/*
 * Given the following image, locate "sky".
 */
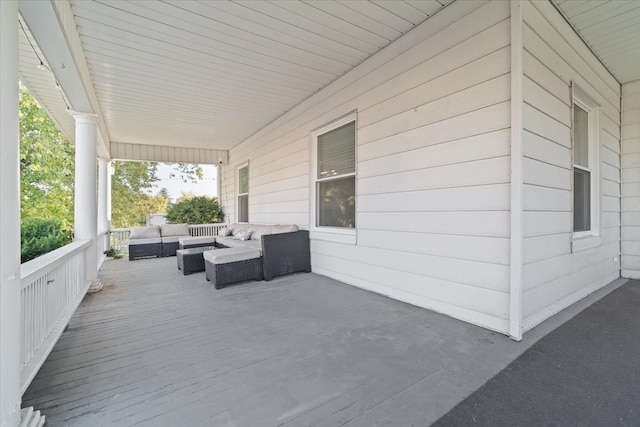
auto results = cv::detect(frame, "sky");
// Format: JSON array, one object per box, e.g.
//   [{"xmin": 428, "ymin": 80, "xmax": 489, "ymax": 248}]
[{"xmin": 153, "ymin": 163, "xmax": 218, "ymax": 202}]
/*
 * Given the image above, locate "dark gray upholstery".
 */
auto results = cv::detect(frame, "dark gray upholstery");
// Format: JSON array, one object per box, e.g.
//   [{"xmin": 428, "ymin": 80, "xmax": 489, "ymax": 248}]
[
  {"xmin": 260, "ymin": 230, "xmax": 311, "ymax": 281},
  {"xmin": 204, "ymin": 257, "xmax": 263, "ymax": 289}
]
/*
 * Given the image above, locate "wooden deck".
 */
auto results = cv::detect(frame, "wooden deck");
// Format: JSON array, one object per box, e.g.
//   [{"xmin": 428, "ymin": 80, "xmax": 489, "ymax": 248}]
[{"xmin": 22, "ymin": 257, "xmax": 579, "ymax": 426}]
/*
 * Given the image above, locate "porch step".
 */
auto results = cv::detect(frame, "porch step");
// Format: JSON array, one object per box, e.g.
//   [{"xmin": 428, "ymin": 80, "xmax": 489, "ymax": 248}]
[{"xmin": 19, "ymin": 407, "xmax": 45, "ymax": 427}]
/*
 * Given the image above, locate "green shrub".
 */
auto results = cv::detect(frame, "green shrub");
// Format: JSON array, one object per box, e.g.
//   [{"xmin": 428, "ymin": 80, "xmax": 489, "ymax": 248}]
[
  {"xmin": 166, "ymin": 196, "xmax": 223, "ymax": 224},
  {"xmin": 21, "ymin": 218, "xmax": 72, "ymax": 263}
]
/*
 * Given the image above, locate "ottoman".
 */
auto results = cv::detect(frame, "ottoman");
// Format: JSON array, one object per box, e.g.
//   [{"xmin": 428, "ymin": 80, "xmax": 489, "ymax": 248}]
[
  {"xmin": 203, "ymin": 247, "xmax": 262, "ymax": 289},
  {"xmin": 176, "ymin": 246, "xmax": 216, "ymax": 275}
]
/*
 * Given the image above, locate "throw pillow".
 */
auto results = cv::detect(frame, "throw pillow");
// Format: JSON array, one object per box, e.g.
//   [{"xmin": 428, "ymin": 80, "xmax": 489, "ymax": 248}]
[
  {"xmin": 218, "ymin": 227, "xmax": 232, "ymax": 236},
  {"xmin": 233, "ymin": 229, "xmax": 253, "ymax": 241}
]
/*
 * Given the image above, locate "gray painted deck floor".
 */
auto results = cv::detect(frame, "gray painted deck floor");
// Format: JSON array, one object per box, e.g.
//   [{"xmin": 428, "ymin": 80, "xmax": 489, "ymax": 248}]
[{"xmin": 23, "ymin": 257, "xmax": 625, "ymax": 426}]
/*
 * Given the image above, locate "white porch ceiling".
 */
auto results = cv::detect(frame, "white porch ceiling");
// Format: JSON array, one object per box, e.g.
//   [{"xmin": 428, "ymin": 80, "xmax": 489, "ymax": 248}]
[
  {"xmin": 18, "ymin": 0, "xmax": 640, "ymax": 159},
  {"xmin": 553, "ymin": 0, "xmax": 640, "ymax": 84},
  {"xmin": 70, "ymin": 0, "xmax": 451, "ymax": 152}
]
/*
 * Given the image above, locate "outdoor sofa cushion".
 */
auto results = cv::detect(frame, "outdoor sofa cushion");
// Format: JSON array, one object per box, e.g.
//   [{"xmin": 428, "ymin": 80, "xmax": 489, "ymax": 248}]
[
  {"xmin": 129, "ymin": 225, "xmax": 161, "ymax": 239},
  {"xmin": 270, "ymin": 224, "xmax": 298, "ymax": 234},
  {"xmin": 203, "ymin": 247, "xmax": 261, "ymax": 265},
  {"xmin": 250, "ymin": 225, "xmax": 272, "ymax": 241},
  {"xmin": 216, "ymin": 237, "xmax": 261, "ymax": 251},
  {"xmin": 160, "ymin": 223, "xmax": 189, "ymax": 237}
]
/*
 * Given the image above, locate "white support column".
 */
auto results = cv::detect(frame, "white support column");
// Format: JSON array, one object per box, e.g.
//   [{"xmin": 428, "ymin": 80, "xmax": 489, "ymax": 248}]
[
  {"xmin": 73, "ymin": 114, "xmax": 100, "ymax": 288},
  {"xmin": 107, "ymin": 162, "xmax": 113, "ymax": 226},
  {"xmin": 0, "ymin": 3, "xmax": 22, "ymax": 426},
  {"xmin": 97, "ymin": 158, "xmax": 111, "ymax": 233}
]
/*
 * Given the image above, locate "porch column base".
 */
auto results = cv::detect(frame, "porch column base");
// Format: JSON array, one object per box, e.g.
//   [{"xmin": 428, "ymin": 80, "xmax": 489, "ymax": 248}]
[
  {"xmin": 19, "ymin": 407, "xmax": 45, "ymax": 427},
  {"xmin": 87, "ymin": 279, "xmax": 103, "ymax": 293}
]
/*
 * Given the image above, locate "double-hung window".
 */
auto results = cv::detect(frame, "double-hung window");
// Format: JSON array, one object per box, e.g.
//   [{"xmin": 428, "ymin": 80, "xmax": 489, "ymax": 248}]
[
  {"xmin": 572, "ymin": 85, "xmax": 600, "ymax": 249},
  {"xmin": 237, "ymin": 163, "xmax": 249, "ymax": 223},
  {"xmin": 313, "ymin": 116, "xmax": 356, "ymax": 231}
]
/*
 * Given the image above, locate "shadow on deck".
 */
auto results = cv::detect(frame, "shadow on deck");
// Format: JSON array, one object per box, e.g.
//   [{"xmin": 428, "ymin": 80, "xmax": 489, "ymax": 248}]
[{"xmin": 22, "ymin": 257, "xmax": 625, "ymax": 426}]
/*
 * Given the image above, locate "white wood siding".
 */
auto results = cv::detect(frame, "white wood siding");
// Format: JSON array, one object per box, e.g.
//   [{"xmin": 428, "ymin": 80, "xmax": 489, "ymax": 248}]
[
  {"xmin": 222, "ymin": 0, "xmax": 513, "ymax": 333},
  {"xmin": 521, "ymin": 1, "xmax": 621, "ymax": 331},
  {"xmin": 622, "ymin": 80, "xmax": 640, "ymax": 279}
]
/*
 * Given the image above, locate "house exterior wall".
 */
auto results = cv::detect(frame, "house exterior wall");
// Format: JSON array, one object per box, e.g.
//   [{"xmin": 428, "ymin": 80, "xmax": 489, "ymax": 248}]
[
  {"xmin": 222, "ymin": 0, "xmax": 513, "ymax": 333},
  {"xmin": 520, "ymin": 1, "xmax": 621, "ymax": 331},
  {"xmin": 622, "ymin": 80, "xmax": 640, "ymax": 279}
]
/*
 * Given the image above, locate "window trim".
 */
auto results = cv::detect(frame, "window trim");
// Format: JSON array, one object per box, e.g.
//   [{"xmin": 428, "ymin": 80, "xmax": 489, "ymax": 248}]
[
  {"xmin": 571, "ymin": 84, "xmax": 601, "ymax": 248},
  {"xmin": 310, "ymin": 112, "xmax": 357, "ymax": 242},
  {"xmin": 236, "ymin": 162, "xmax": 249, "ymax": 223}
]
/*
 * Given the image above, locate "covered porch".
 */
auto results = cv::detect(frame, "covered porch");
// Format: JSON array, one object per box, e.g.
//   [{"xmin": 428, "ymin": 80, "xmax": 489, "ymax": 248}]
[{"xmin": 2, "ymin": 0, "xmax": 640, "ymax": 425}]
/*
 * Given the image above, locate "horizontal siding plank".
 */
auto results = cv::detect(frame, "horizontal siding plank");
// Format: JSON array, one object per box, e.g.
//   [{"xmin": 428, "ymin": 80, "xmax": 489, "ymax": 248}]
[
  {"xmin": 523, "ymin": 233, "xmax": 571, "ymax": 265},
  {"xmin": 359, "ymin": 102, "xmax": 510, "ymax": 161},
  {"xmin": 523, "ymin": 76, "xmax": 570, "ymax": 127},
  {"xmin": 311, "ymin": 252, "xmax": 509, "ymax": 320},
  {"xmin": 523, "ymin": 103, "xmax": 570, "ymax": 148},
  {"xmin": 358, "ymin": 184, "xmax": 510, "ymax": 213},
  {"xmin": 523, "ymin": 157, "xmax": 571, "ymax": 190},
  {"xmin": 358, "ymin": 230, "xmax": 510, "ymax": 265},
  {"xmin": 523, "ymin": 211, "xmax": 571, "ymax": 238},
  {"xmin": 311, "ymin": 239, "xmax": 510, "ymax": 292},
  {"xmin": 358, "ymin": 211, "xmax": 510, "ymax": 238},
  {"xmin": 358, "ymin": 156, "xmax": 510, "ymax": 195},
  {"xmin": 359, "ymin": 129, "xmax": 510, "ymax": 178},
  {"xmin": 359, "ymin": 74, "xmax": 510, "ymax": 147},
  {"xmin": 523, "ymin": 184, "xmax": 571, "ymax": 212},
  {"xmin": 522, "ymin": 130, "xmax": 571, "ymax": 169},
  {"xmin": 523, "ymin": 50, "xmax": 569, "ymax": 107}
]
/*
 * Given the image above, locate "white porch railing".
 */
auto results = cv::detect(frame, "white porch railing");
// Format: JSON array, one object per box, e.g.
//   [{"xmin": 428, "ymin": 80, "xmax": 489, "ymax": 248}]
[
  {"xmin": 109, "ymin": 223, "xmax": 226, "ymax": 253},
  {"xmin": 188, "ymin": 223, "xmax": 225, "ymax": 237},
  {"xmin": 20, "ymin": 239, "xmax": 92, "ymax": 394},
  {"xmin": 110, "ymin": 227, "xmax": 130, "ymax": 253}
]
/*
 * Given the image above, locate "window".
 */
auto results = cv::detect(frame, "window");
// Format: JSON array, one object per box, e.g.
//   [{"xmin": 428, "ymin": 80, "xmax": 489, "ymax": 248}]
[
  {"xmin": 572, "ymin": 86, "xmax": 600, "ymax": 244},
  {"xmin": 573, "ymin": 104, "xmax": 590, "ymax": 232},
  {"xmin": 314, "ymin": 118, "xmax": 356, "ymax": 229},
  {"xmin": 237, "ymin": 164, "xmax": 248, "ymax": 223}
]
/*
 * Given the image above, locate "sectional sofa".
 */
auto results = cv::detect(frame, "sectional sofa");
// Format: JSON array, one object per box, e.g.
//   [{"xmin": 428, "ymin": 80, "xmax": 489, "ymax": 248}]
[{"xmin": 212, "ymin": 223, "xmax": 311, "ymax": 281}]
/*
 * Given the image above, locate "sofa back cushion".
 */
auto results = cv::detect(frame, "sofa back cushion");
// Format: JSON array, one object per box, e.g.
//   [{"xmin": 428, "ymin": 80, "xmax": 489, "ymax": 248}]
[
  {"xmin": 271, "ymin": 224, "xmax": 299, "ymax": 234},
  {"xmin": 250, "ymin": 225, "xmax": 273, "ymax": 241},
  {"xmin": 129, "ymin": 226, "xmax": 161, "ymax": 239},
  {"xmin": 161, "ymin": 223, "xmax": 189, "ymax": 237}
]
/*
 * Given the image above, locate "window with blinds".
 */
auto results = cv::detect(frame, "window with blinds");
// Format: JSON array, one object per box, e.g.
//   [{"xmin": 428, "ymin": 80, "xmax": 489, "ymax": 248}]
[
  {"xmin": 315, "ymin": 121, "xmax": 356, "ymax": 228},
  {"xmin": 238, "ymin": 164, "xmax": 248, "ymax": 223},
  {"xmin": 573, "ymin": 104, "xmax": 590, "ymax": 232}
]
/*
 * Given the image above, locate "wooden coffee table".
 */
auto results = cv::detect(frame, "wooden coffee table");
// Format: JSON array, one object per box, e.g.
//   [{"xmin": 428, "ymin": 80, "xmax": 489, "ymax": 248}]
[{"xmin": 176, "ymin": 246, "xmax": 216, "ymax": 275}]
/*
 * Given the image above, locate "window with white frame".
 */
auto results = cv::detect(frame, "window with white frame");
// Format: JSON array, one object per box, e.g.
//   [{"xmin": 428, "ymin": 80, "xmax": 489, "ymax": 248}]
[
  {"xmin": 237, "ymin": 164, "xmax": 249, "ymax": 223},
  {"xmin": 314, "ymin": 118, "xmax": 356, "ymax": 229},
  {"xmin": 572, "ymin": 87, "xmax": 600, "ymax": 240}
]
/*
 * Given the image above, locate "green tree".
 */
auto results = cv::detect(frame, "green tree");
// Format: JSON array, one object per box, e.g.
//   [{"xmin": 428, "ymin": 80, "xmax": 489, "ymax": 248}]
[
  {"xmin": 166, "ymin": 196, "xmax": 223, "ymax": 224},
  {"xmin": 19, "ymin": 82, "xmax": 75, "ymax": 230},
  {"xmin": 111, "ymin": 162, "xmax": 202, "ymax": 227},
  {"xmin": 158, "ymin": 187, "xmax": 171, "ymax": 202},
  {"xmin": 21, "ymin": 218, "xmax": 72, "ymax": 263},
  {"xmin": 111, "ymin": 161, "xmax": 162, "ymax": 227}
]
